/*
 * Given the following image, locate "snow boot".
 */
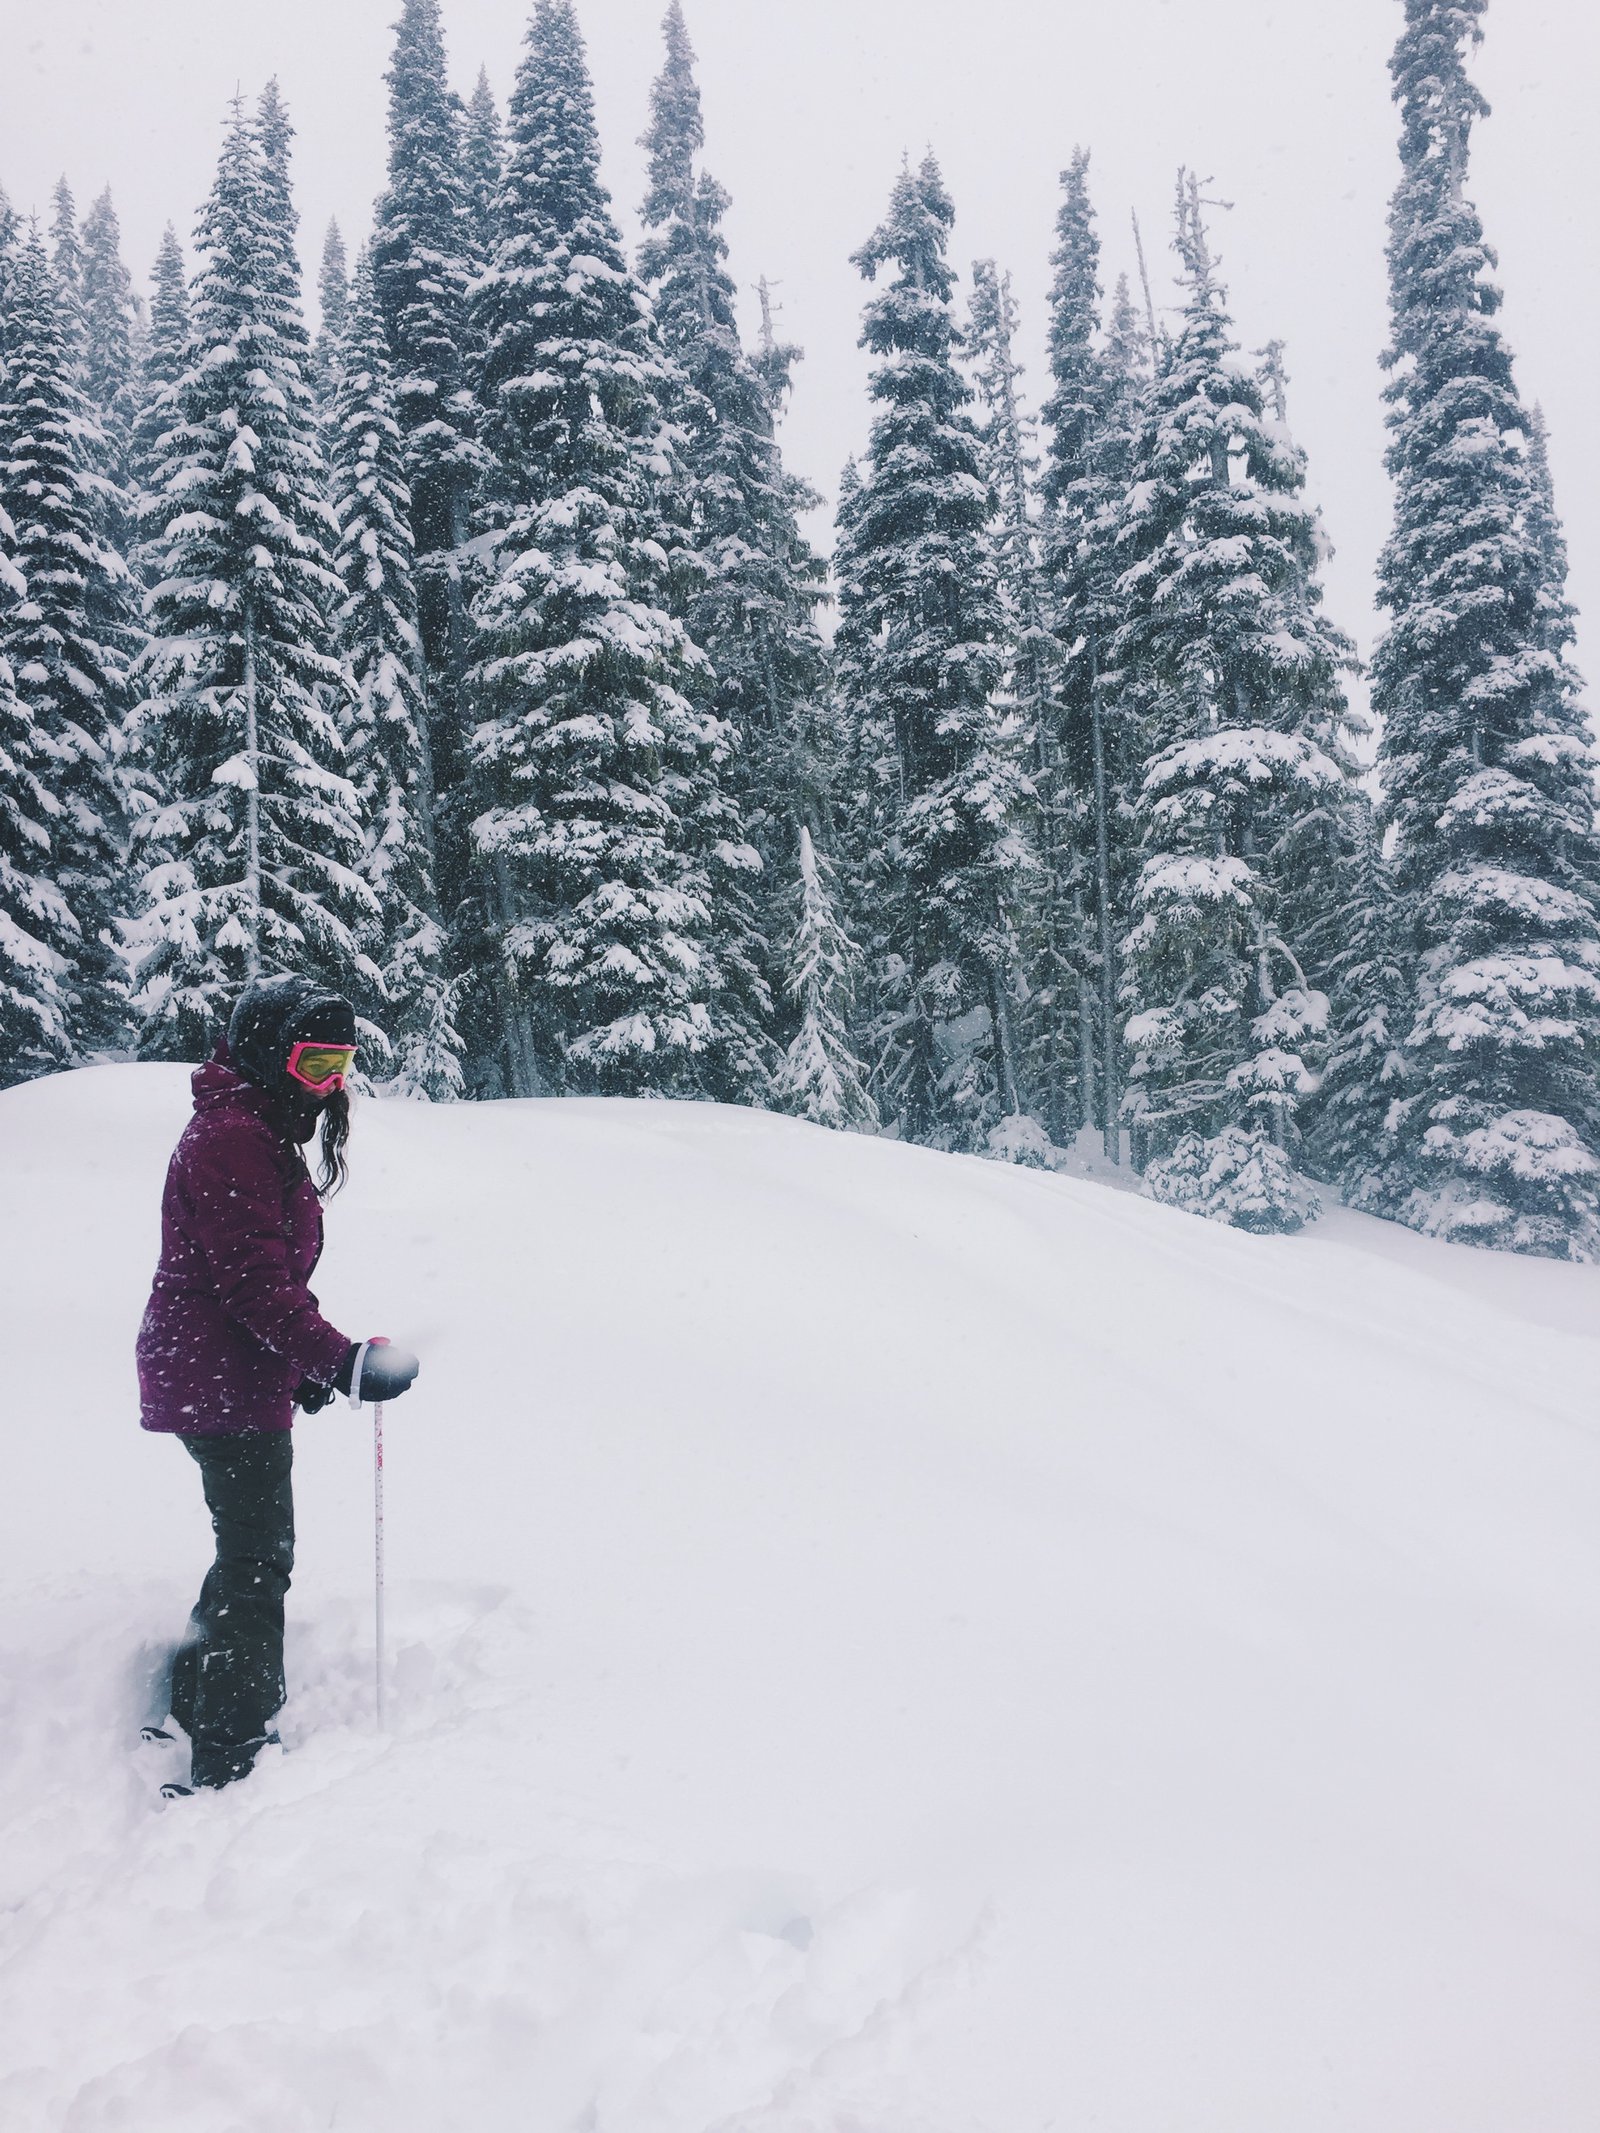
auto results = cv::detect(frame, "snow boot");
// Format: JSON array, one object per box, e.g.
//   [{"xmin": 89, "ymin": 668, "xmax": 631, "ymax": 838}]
[{"xmin": 136, "ymin": 1717, "xmax": 193, "ymax": 1804}]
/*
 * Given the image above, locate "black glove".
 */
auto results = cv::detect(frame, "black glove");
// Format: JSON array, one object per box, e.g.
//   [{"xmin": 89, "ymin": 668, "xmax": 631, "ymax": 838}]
[
  {"xmin": 294, "ymin": 1378, "xmax": 336, "ymax": 1414},
  {"xmin": 334, "ymin": 1340, "xmax": 420, "ymax": 1403}
]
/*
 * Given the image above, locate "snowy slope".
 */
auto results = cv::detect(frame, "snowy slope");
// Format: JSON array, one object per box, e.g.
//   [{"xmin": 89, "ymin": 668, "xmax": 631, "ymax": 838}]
[{"xmin": 2, "ymin": 1063, "xmax": 1598, "ymax": 2133}]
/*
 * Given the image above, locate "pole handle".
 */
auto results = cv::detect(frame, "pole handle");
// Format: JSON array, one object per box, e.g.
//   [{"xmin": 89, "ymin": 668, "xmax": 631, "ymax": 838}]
[{"xmin": 348, "ymin": 1332, "xmax": 393, "ymax": 1410}]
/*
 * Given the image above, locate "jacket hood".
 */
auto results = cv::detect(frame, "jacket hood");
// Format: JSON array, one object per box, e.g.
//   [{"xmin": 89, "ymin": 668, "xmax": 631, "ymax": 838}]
[
  {"xmin": 227, "ymin": 976, "xmax": 357, "ymax": 1094},
  {"xmin": 192, "ymin": 1047, "xmax": 267, "ymax": 1112},
  {"xmin": 191, "ymin": 1046, "xmax": 315, "ymax": 1143}
]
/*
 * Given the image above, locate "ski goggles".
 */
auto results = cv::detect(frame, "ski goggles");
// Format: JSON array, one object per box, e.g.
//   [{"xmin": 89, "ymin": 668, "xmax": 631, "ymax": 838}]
[{"xmin": 286, "ymin": 1041, "xmax": 358, "ymax": 1094}]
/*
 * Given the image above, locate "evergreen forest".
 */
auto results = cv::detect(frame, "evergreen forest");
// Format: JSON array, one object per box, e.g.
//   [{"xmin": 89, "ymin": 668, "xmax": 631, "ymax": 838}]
[{"xmin": 2, "ymin": 0, "xmax": 1597, "ymax": 1259}]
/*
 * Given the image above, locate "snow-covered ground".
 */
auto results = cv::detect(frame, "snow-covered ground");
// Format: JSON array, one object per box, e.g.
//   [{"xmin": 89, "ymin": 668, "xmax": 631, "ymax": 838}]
[{"xmin": 3, "ymin": 1063, "xmax": 1598, "ymax": 2133}]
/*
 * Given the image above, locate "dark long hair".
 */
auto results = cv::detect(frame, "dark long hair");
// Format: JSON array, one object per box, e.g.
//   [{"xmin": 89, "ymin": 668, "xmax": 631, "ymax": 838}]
[{"xmin": 314, "ymin": 1089, "xmax": 351, "ymax": 1198}]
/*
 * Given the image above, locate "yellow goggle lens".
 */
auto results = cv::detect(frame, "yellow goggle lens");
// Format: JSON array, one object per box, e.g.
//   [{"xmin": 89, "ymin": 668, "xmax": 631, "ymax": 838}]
[{"xmin": 290, "ymin": 1044, "xmax": 357, "ymax": 1086}]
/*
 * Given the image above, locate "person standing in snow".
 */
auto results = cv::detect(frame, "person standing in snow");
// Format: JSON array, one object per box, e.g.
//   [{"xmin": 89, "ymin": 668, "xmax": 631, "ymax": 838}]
[{"xmin": 137, "ymin": 975, "xmax": 420, "ymax": 1793}]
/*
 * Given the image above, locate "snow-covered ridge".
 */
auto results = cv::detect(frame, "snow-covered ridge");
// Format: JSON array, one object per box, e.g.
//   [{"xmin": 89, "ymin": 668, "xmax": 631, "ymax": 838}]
[{"xmin": 3, "ymin": 1065, "xmax": 1597, "ymax": 2131}]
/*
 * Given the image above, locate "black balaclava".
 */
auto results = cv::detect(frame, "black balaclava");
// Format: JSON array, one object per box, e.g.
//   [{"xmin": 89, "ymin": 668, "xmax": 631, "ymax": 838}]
[{"xmin": 226, "ymin": 976, "xmax": 357, "ymax": 1097}]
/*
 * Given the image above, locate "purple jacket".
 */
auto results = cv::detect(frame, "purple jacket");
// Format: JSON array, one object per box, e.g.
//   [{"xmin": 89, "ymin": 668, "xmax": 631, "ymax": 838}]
[{"xmin": 137, "ymin": 1051, "xmax": 352, "ymax": 1434}]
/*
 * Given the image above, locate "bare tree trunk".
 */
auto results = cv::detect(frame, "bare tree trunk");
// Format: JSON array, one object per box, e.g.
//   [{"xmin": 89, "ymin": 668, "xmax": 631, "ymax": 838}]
[
  {"xmin": 1252, "ymin": 905, "xmax": 1287, "ymax": 1152},
  {"xmin": 1256, "ymin": 338, "xmax": 1289, "ymax": 425},
  {"xmin": 396, "ymin": 596, "xmax": 440, "ymax": 884},
  {"xmin": 445, "ymin": 498, "xmax": 471, "ymax": 746},
  {"xmin": 491, "ymin": 853, "xmax": 540, "ymax": 1101},
  {"xmin": 242, "ymin": 596, "xmax": 261, "ymax": 981},
  {"xmin": 991, "ymin": 961, "xmax": 1021, "ymax": 1116},
  {"xmin": 1075, "ymin": 920, "xmax": 1097, "ymax": 1137},
  {"xmin": 1132, "ymin": 211, "xmax": 1162, "ymax": 363},
  {"xmin": 1089, "ymin": 649, "xmax": 1119, "ymax": 1163}
]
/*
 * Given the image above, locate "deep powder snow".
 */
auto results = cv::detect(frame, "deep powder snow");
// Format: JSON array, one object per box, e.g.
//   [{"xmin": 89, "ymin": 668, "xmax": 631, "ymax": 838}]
[{"xmin": 2, "ymin": 1064, "xmax": 1597, "ymax": 2131}]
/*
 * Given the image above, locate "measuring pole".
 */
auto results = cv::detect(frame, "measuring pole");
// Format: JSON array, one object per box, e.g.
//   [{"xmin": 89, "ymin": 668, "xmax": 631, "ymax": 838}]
[
  {"xmin": 349, "ymin": 1337, "xmax": 391, "ymax": 1730},
  {"xmin": 373, "ymin": 1396, "xmax": 387, "ymax": 1729}
]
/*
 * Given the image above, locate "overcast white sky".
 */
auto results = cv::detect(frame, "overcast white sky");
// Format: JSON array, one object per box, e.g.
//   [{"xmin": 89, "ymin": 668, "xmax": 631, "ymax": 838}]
[{"xmin": 2, "ymin": 0, "xmax": 1596, "ymax": 716}]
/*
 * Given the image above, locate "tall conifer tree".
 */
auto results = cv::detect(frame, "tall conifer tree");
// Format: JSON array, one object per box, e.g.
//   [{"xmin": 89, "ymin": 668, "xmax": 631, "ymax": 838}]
[
  {"xmin": 1367, "ymin": 0, "xmax": 1600, "ymax": 1256},
  {"xmin": 834, "ymin": 157, "xmax": 1029, "ymax": 1147},
  {"xmin": 1036, "ymin": 151, "xmax": 1150, "ymax": 1160},
  {"xmin": 330, "ymin": 248, "xmax": 461, "ymax": 1096},
  {"xmin": 0, "ymin": 491, "xmax": 79, "ymax": 1084},
  {"xmin": 467, "ymin": 0, "xmax": 738, "ymax": 1097},
  {"xmin": 79, "ymin": 189, "xmax": 137, "ymax": 478},
  {"xmin": 463, "ymin": 66, "xmax": 505, "ymax": 264},
  {"xmin": 128, "ymin": 98, "xmax": 376, "ymax": 1057},
  {"xmin": 1304, "ymin": 795, "xmax": 1413, "ymax": 1196},
  {"xmin": 1522, "ymin": 403, "xmax": 1570, "ymax": 653},
  {"xmin": 967, "ymin": 258, "xmax": 1046, "ymax": 726},
  {"xmin": 968, "ymin": 252, "xmax": 1087, "ymax": 1145},
  {"xmin": 1112, "ymin": 180, "xmax": 1356, "ymax": 1185},
  {"xmin": 313, "ymin": 219, "xmax": 350, "ymax": 405},
  {"xmin": 0, "ymin": 186, "xmax": 18, "ymax": 331},
  {"xmin": 637, "ymin": 0, "xmax": 832, "ymax": 1099},
  {"xmin": 129, "ymin": 227, "xmax": 189, "ymax": 502},
  {"xmin": 255, "ymin": 81, "xmax": 315, "ymax": 371},
  {"xmin": 74, "ymin": 188, "xmax": 143, "ymax": 663},
  {"xmin": 373, "ymin": 0, "xmax": 481, "ymax": 849},
  {"xmin": 0, "ymin": 228, "xmax": 132, "ymax": 1057},
  {"xmin": 255, "ymin": 82, "xmax": 295, "ymax": 213},
  {"xmin": 49, "ymin": 179, "xmax": 85, "ymax": 364},
  {"xmin": 1040, "ymin": 150, "xmax": 1103, "ymax": 525}
]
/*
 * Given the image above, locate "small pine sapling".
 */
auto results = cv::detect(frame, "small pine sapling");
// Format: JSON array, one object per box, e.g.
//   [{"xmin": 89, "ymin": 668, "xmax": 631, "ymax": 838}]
[{"xmin": 773, "ymin": 827, "xmax": 878, "ymax": 1132}]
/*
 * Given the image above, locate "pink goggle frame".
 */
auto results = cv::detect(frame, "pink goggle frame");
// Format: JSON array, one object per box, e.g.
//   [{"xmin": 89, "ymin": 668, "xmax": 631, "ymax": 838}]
[{"xmin": 286, "ymin": 1040, "xmax": 358, "ymax": 1095}]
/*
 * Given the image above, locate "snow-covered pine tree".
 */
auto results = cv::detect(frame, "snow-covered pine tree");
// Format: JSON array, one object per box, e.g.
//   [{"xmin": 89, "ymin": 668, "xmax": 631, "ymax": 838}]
[
  {"xmin": 965, "ymin": 257, "xmax": 1061, "ymax": 1136},
  {"xmin": 73, "ymin": 187, "xmax": 144, "ymax": 681},
  {"xmin": 0, "ymin": 227, "xmax": 133, "ymax": 1059},
  {"xmin": 637, "ymin": 0, "xmax": 834, "ymax": 1102},
  {"xmin": 1033, "ymin": 157, "xmax": 1105, "ymax": 1148},
  {"xmin": 49, "ymin": 179, "xmax": 85, "ymax": 365},
  {"xmin": 0, "ymin": 185, "xmax": 17, "ymax": 324},
  {"xmin": 313, "ymin": 219, "xmax": 349, "ymax": 406},
  {"xmin": 254, "ymin": 85, "xmax": 365, "ymax": 777},
  {"xmin": 0, "ymin": 498, "xmax": 79, "ymax": 1085},
  {"xmin": 1083, "ymin": 273, "xmax": 1156, "ymax": 1149},
  {"xmin": 829, "ymin": 444, "xmax": 883, "ymax": 956},
  {"xmin": 1143, "ymin": 1122, "xmax": 1322, "ymax": 1233},
  {"xmin": 1103, "ymin": 271, "xmax": 1151, "ymax": 401},
  {"xmin": 967, "ymin": 259, "xmax": 1046, "ymax": 733},
  {"xmin": 463, "ymin": 66, "xmax": 505, "ymax": 265},
  {"xmin": 1523, "ymin": 403, "xmax": 1570, "ymax": 655},
  {"xmin": 1251, "ymin": 332, "xmax": 1373, "ymax": 932},
  {"xmin": 44, "ymin": 179, "xmax": 132, "ymax": 577},
  {"xmin": 255, "ymin": 82, "xmax": 293, "ymax": 200},
  {"xmin": 1112, "ymin": 178, "xmax": 1356, "ymax": 1213},
  {"xmin": 1034, "ymin": 151, "xmax": 1150, "ymax": 1163},
  {"xmin": 79, "ymin": 189, "xmax": 138, "ymax": 486},
  {"xmin": 773, "ymin": 825, "xmax": 878, "ymax": 1131},
  {"xmin": 330, "ymin": 246, "xmax": 461, "ymax": 1097},
  {"xmin": 1366, "ymin": 0, "xmax": 1600, "ymax": 1258},
  {"xmin": 1303, "ymin": 793, "xmax": 1413, "ymax": 1199},
  {"xmin": 255, "ymin": 81, "xmax": 316, "ymax": 366},
  {"xmin": 128, "ymin": 226, "xmax": 189, "ymax": 504},
  {"xmin": 834, "ymin": 156, "xmax": 1029, "ymax": 1149},
  {"xmin": 372, "ymin": 0, "xmax": 481, "ymax": 854},
  {"xmin": 127, "ymin": 97, "xmax": 377, "ymax": 1059},
  {"xmin": 466, "ymin": 0, "xmax": 732, "ymax": 1098},
  {"xmin": 1040, "ymin": 150, "xmax": 1103, "ymax": 526}
]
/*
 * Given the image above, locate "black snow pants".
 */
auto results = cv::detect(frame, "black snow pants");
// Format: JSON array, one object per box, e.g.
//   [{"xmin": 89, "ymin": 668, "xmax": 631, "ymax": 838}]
[{"xmin": 170, "ymin": 1431, "xmax": 295, "ymax": 1788}]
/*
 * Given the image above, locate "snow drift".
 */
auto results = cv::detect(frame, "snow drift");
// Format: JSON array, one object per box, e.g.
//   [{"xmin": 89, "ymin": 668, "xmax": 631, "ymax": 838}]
[{"xmin": 2, "ymin": 1063, "xmax": 1598, "ymax": 2132}]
